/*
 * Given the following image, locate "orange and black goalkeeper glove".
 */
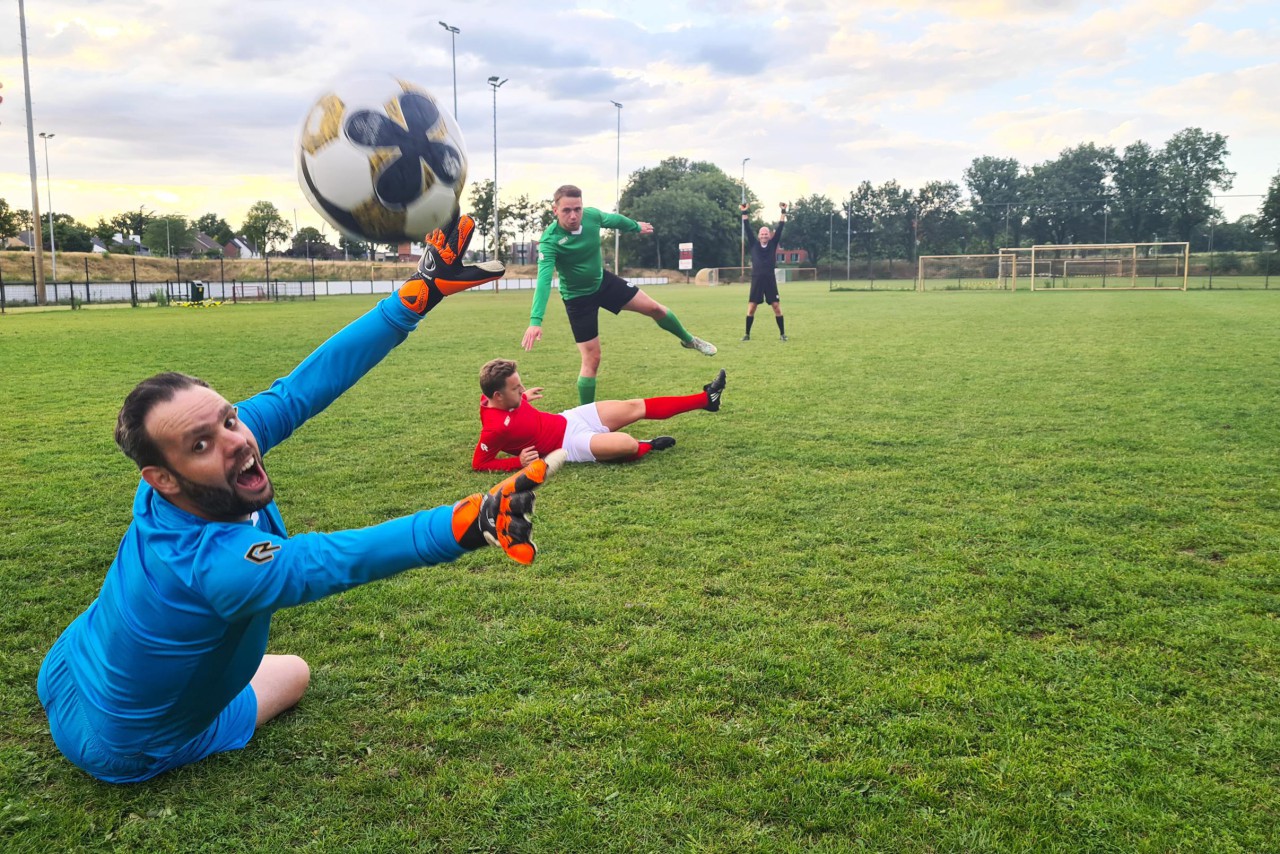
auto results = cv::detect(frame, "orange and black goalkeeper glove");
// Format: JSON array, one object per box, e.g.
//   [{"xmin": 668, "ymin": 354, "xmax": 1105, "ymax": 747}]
[
  {"xmin": 398, "ymin": 214, "xmax": 506, "ymax": 315},
  {"xmin": 451, "ymin": 450, "xmax": 566, "ymax": 565}
]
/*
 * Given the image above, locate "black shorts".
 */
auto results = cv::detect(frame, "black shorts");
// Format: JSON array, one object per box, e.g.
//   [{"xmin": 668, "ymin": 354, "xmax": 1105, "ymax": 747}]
[
  {"xmin": 749, "ymin": 277, "xmax": 780, "ymax": 305},
  {"xmin": 563, "ymin": 271, "xmax": 639, "ymax": 344}
]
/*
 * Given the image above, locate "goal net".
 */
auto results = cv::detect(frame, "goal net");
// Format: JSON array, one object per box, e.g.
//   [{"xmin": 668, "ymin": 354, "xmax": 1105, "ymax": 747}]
[
  {"xmin": 694, "ymin": 266, "xmax": 749, "ymax": 285},
  {"xmin": 776, "ymin": 267, "xmax": 818, "ymax": 283},
  {"xmin": 1027, "ymin": 243, "xmax": 1189, "ymax": 291},
  {"xmin": 916, "ymin": 254, "xmax": 1012, "ymax": 291}
]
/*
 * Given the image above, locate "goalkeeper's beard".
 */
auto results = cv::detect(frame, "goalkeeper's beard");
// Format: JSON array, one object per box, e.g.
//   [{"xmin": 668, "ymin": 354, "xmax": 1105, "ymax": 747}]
[{"xmin": 170, "ymin": 463, "xmax": 275, "ymax": 521}]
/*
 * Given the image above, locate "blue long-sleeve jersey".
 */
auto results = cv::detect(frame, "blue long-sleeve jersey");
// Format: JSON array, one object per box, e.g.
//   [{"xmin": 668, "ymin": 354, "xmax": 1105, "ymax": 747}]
[{"xmin": 39, "ymin": 294, "xmax": 465, "ymax": 770}]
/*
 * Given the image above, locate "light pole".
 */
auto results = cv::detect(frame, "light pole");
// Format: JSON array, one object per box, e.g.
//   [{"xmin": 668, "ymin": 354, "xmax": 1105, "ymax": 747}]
[
  {"xmin": 740, "ymin": 157, "xmax": 750, "ymax": 269},
  {"xmin": 438, "ymin": 21, "xmax": 460, "ymax": 117},
  {"xmin": 611, "ymin": 100, "xmax": 622, "ymax": 273},
  {"xmin": 19, "ymin": 0, "xmax": 47, "ymax": 304},
  {"xmin": 39, "ymin": 132, "xmax": 56, "ymax": 283},
  {"xmin": 488, "ymin": 76, "xmax": 508, "ymax": 262}
]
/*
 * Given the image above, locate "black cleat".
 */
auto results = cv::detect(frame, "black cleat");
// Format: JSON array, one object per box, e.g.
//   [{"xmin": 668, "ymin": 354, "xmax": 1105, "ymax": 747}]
[
  {"xmin": 646, "ymin": 436, "xmax": 676, "ymax": 451},
  {"xmin": 703, "ymin": 369, "xmax": 727, "ymax": 412},
  {"xmin": 780, "ymin": 334, "xmax": 788, "ymax": 342},
  {"xmin": 741, "ymin": 334, "xmax": 751, "ymax": 342}
]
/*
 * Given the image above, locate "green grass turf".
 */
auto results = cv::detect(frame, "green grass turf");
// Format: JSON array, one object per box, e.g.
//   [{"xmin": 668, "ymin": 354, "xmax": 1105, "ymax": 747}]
[{"xmin": 2, "ymin": 284, "xmax": 1278, "ymax": 852}]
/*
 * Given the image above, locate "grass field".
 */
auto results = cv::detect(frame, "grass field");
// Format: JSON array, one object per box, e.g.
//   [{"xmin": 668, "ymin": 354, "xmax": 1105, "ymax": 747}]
[{"xmin": 2, "ymin": 284, "xmax": 1278, "ymax": 852}]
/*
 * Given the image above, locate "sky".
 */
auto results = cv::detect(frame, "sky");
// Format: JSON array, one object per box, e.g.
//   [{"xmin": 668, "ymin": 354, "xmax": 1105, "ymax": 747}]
[{"xmin": 2, "ymin": 0, "xmax": 1277, "ymax": 239}]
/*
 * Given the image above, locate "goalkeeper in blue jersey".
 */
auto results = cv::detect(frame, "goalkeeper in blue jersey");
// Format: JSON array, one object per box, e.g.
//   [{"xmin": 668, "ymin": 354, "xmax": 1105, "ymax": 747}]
[{"xmin": 36, "ymin": 217, "xmax": 565, "ymax": 784}]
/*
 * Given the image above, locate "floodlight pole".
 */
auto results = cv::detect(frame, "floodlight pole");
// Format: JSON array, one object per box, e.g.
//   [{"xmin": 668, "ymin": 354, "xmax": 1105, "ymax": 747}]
[
  {"xmin": 611, "ymin": 100, "xmax": 622, "ymax": 273},
  {"xmin": 19, "ymin": 0, "xmax": 47, "ymax": 304},
  {"xmin": 488, "ymin": 76, "xmax": 507, "ymax": 262},
  {"xmin": 439, "ymin": 22, "xmax": 460, "ymax": 118},
  {"xmin": 740, "ymin": 157, "xmax": 750, "ymax": 269},
  {"xmin": 39, "ymin": 132, "xmax": 56, "ymax": 283}
]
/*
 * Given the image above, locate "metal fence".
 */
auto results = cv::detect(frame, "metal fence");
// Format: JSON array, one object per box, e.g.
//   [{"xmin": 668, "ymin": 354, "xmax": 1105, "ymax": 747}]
[{"xmin": 0, "ymin": 264, "xmax": 671, "ymax": 312}]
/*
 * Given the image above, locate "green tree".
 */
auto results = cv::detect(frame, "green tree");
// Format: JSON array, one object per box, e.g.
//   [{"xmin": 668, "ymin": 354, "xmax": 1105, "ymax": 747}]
[
  {"xmin": 142, "ymin": 214, "xmax": 195, "ymax": 257},
  {"xmin": 1111, "ymin": 141, "xmax": 1164, "ymax": 243},
  {"xmin": 195, "ymin": 213, "xmax": 235, "ymax": 245},
  {"xmin": 1159, "ymin": 127, "xmax": 1234, "ymax": 245},
  {"xmin": 468, "ymin": 180, "xmax": 495, "ymax": 259},
  {"xmin": 43, "ymin": 213, "xmax": 94, "ymax": 253},
  {"xmin": 874, "ymin": 180, "xmax": 915, "ymax": 264},
  {"xmin": 91, "ymin": 217, "xmax": 117, "ymax": 245},
  {"xmin": 1252, "ymin": 170, "xmax": 1280, "ymax": 249},
  {"xmin": 963, "ymin": 156, "xmax": 1023, "ymax": 251},
  {"xmin": 290, "ymin": 226, "xmax": 333, "ymax": 258},
  {"xmin": 240, "ymin": 201, "xmax": 289, "ymax": 256},
  {"xmin": 620, "ymin": 158, "xmax": 745, "ymax": 268},
  {"xmin": 1023, "ymin": 143, "xmax": 1115, "ymax": 245},
  {"xmin": 915, "ymin": 180, "xmax": 966, "ymax": 256},
  {"xmin": 0, "ymin": 198, "xmax": 19, "ymax": 242},
  {"xmin": 785, "ymin": 194, "xmax": 841, "ymax": 266},
  {"xmin": 1208, "ymin": 215, "xmax": 1267, "ymax": 252}
]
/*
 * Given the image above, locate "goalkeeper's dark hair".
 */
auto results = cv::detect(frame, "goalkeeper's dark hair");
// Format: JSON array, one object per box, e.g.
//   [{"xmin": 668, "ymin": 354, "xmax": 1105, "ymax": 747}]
[
  {"xmin": 479, "ymin": 359, "xmax": 519, "ymax": 397},
  {"xmin": 115, "ymin": 372, "xmax": 211, "ymax": 469},
  {"xmin": 552, "ymin": 185, "xmax": 582, "ymax": 205}
]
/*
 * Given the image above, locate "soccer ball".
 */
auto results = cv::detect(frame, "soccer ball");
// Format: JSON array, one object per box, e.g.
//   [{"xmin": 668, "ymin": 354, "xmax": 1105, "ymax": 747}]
[{"xmin": 296, "ymin": 75, "xmax": 468, "ymax": 243}]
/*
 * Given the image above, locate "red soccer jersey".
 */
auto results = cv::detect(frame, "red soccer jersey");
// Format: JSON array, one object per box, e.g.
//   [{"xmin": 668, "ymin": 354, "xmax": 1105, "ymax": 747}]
[{"xmin": 472, "ymin": 396, "xmax": 569, "ymax": 471}]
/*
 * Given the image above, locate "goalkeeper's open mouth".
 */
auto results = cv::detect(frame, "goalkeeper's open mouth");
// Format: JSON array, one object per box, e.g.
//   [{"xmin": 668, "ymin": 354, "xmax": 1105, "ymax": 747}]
[{"xmin": 233, "ymin": 452, "xmax": 270, "ymax": 495}]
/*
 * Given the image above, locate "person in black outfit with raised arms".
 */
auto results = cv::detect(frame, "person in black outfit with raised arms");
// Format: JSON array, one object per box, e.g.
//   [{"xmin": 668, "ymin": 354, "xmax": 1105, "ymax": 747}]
[{"xmin": 741, "ymin": 202, "xmax": 788, "ymax": 341}]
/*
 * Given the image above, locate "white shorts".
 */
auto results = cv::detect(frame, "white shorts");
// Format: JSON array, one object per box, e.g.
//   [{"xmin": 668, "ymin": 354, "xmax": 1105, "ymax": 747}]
[{"xmin": 559, "ymin": 404, "xmax": 606, "ymax": 463}]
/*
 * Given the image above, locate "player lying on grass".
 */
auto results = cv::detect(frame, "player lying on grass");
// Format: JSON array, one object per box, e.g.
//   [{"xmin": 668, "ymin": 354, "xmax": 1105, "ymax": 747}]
[
  {"xmin": 521, "ymin": 184, "xmax": 717, "ymax": 406},
  {"xmin": 472, "ymin": 358, "xmax": 726, "ymax": 471},
  {"xmin": 37, "ymin": 216, "xmax": 565, "ymax": 785}
]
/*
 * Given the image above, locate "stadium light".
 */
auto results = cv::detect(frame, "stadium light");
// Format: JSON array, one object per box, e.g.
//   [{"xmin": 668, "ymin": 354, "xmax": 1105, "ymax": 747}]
[
  {"xmin": 740, "ymin": 157, "xmax": 750, "ymax": 268},
  {"xmin": 438, "ymin": 22, "xmax": 460, "ymax": 118},
  {"xmin": 611, "ymin": 100, "xmax": 622, "ymax": 273},
  {"xmin": 488, "ymin": 76, "xmax": 507, "ymax": 262},
  {"xmin": 39, "ymin": 131, "xmax": 56, "ymax": 283}
]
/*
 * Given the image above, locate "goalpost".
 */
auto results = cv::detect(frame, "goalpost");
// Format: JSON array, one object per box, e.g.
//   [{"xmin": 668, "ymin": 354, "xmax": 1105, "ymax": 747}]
[
  {"xmin": 916, "ymin": 254, "xmax": 1012, "ymax": 291},
  {"xmin": 1027, "ymin": 242, "xmax": 1189, "ymax": 291}
]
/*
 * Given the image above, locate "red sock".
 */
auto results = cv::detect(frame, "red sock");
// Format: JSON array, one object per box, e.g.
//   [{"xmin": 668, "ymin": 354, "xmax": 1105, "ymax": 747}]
[
  {"xmin": 644, "ymin": 391, "xmax": 707, "ymax": 420},
  {"xmin": 628, "ymin": 441, "xmax": 654, "ymax": 461}
]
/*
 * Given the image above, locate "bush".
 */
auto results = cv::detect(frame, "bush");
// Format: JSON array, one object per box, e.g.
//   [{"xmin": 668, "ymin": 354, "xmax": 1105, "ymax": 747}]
[
  {"xmin": 151, "ymin": 288, "xmax": 169, "ymax": 306},
  {"xmin": 1212, "ymin": 252, "xmax": 1244, "ymax": 274},
  {"xmin": 1249, "ymin": 252, "xmax": 1278, "ymax": 276}
]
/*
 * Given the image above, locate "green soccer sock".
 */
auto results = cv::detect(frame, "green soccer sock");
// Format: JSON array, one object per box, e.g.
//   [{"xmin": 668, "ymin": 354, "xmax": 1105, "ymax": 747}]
[
  {"xmin": 656, "ymin": 310, "xmax": 693, "ymax": 343},
  {"xmin": 577, "ymin": 375, "xmax": 597, "ymax": 405}
]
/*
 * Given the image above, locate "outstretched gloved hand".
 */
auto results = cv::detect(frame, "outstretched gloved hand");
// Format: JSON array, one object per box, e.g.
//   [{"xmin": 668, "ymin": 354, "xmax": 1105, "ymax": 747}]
[{"xmin": 398, "ymin": 214, "xmax": 505, "ymax": 315}]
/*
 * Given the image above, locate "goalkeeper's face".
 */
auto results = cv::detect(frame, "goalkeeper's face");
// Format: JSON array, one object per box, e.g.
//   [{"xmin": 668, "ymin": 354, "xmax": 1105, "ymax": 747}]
[{"xmin": 140, "ymin": 385, "xmax": 274, "ymax": 522}]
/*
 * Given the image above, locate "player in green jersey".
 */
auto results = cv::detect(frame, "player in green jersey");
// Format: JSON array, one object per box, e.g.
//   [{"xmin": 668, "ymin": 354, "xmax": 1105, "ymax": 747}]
[{"xmin": 521, "ymin": 185, "xmax": 717, "ymax": 405}]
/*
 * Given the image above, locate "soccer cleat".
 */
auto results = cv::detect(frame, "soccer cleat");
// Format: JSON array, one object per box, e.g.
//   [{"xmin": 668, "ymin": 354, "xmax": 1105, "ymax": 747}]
[
  {"xmin": 703, "ymin": 368, "xmax": 727, "ymax": 412},
  {"xmin": 398, "ymin": 214, "xmax": 506, "ymax": 316},
  {"xmin": 741, "ymin": 335, "xmax": 751, "ymax": 342},
  {"xmin": 780, "ymin": 334, "xmax": 788, "ymax": 342},
  {"xmin": 644, "ymin": 436, "xmax": 676, "ymax": 451},
  {"xmin": 451, "ymin": 449, "xmax": 566, "ymax": 565},
  {"xmin": 682, "ymin": 336, "xmax": 718, "ymax": 356}
]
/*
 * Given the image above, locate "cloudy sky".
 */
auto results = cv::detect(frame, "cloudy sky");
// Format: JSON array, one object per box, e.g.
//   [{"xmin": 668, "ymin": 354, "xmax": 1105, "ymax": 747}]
[{"xmin": 2, "ymin": 0, "xmax": 1277, "ymax": 237}]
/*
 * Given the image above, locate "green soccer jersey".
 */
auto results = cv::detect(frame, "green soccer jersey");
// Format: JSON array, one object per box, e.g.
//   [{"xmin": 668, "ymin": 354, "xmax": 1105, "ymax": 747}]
[{"xmin": 529, "ymin": 207, "xmax": 640, "ymax": 326}]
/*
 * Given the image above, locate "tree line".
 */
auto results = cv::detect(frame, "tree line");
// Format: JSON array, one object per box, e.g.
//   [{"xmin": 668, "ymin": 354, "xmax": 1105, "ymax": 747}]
[{"xmin": 3, "ymin": 126, "xmax": 1278, "ymax": 271}]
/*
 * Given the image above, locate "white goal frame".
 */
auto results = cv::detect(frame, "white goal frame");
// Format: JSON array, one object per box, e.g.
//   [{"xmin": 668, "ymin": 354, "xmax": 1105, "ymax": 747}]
[
  {"xmin": 916, "ymin": 254, "xmax": 1012, "ymax": 291},
  {"xmin": 1028, "ymin": 242, "xmax": 1189, "ymax": 291}
]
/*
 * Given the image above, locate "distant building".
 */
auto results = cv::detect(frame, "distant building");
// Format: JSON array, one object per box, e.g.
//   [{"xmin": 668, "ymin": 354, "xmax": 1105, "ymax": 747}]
[
  {"xmin": 224, "ymin": 237, "xmax": 259, "ymax": 259},
  {"xmin": 192, "ymin": 231, "xmax": 222, "ymax": 256},
  {"xmin": 776, "ymin": 247, "xmax": 810, "ymax": 265}
]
